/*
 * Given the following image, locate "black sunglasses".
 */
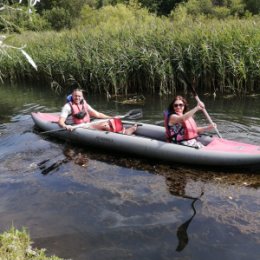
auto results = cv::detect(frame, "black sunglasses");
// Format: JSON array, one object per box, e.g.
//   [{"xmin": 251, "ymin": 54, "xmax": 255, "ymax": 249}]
[{"xmin": 174, "ymin": 103, "xmax": 184, "ymax": 108}]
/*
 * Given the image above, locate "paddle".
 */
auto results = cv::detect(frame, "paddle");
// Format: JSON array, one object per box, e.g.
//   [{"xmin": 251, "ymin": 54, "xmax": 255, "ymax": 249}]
[
  {"xmin": 118, "ymin": 108, "xmax": 143, "ymax": 120},
  {"xmin": 40, "ymin": 108, "xmax": 143, "ymax": 134},
  {"xmin": 180, "ymin": 71, "xmax": 222, "ymax": 138}
]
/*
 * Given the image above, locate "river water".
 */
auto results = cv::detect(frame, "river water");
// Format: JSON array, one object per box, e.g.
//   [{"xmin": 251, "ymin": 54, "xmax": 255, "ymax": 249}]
[{"xmin": 0, "ymin": 84, "xmax": 259, "ymax": 260}]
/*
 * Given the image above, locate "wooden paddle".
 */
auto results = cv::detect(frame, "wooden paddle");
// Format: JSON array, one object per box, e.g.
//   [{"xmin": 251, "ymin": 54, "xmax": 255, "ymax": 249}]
[
  {"xmin": 180, "ymin": 71, "xmax": 222, "ymax": 138},
  {"xmin": 40, "ymin": 108, "xmax": 143, "ymax": 134}
]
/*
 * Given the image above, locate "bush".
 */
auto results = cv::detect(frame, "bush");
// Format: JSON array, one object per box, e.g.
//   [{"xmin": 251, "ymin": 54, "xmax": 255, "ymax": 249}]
[
  {"xmin": 0, "ymin": 4, "xmax": 49, "ymax": 33},
  {"xmin": 173, "ymin": 0, "xmax": 248, "ymax": 18},
  {"xmin": 43, "ymin": 7, "xmax": 75, "ymax": 30}
]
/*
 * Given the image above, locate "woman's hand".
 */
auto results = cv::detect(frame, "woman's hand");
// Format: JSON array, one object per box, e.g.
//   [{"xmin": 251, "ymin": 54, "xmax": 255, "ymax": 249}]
[
  {"xmin": 196, "ymin": 101, "xmax": 205, "ymax": 111},
  {"xmin": 207, "ymin": 123, "xmax": 217, "ymax": 130}
]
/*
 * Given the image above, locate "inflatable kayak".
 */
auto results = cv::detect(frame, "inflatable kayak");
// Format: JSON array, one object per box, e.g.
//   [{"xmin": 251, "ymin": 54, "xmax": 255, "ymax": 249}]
[{"xmin": 31, "ymin": 112, "xmax": 260, "ymax": 168}]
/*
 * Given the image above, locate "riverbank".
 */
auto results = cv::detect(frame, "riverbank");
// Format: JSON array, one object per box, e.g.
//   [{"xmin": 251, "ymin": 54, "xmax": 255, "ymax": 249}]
[{"xmin": 2, "ymin": 5, "xmax": 260, "ymax": 96}]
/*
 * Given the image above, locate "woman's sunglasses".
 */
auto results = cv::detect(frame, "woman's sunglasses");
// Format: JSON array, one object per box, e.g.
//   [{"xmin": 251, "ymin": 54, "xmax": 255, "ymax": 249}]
[{"xmin": 174, "ymin": 103, "xmax": 184, "ymax": 108}]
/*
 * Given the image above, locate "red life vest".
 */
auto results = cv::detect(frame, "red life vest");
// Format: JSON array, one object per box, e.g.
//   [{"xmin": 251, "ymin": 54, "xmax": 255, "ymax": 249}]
[
  {"xmin": 183, "ymin": 117, "xmax": 198, "ymax": 140},
  {"xmin": 69, "ymin": 100, "xmax": 90, "ymax": 124},
  {"xmin": 164, "ymin": 110, "xmax": 198, "ymax": 142},
  {"xmin": 108, "ymin": 118, "xmax": 123, "ymax": 133}
]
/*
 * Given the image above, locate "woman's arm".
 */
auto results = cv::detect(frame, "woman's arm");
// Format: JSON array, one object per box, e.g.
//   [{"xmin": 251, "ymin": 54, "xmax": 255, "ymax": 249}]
[
  {"xmin": 197, "ymin": 123, "xmax": 216, "ymax": 134},
  {"xmin": 169, "ymin": 102, "xmax": 204, "ymax": 125}
]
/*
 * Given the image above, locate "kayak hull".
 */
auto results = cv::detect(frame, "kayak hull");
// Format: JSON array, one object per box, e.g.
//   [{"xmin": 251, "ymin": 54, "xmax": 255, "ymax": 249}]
[{"xmin": 31, "ymin": 112, "xmax": 260, "ymax": 168}]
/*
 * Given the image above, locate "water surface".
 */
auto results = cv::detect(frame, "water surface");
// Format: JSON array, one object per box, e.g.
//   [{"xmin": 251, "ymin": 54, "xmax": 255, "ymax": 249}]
[{"xmin": 0, "ymin": 84, "xmax": 259, "ymax": 260}]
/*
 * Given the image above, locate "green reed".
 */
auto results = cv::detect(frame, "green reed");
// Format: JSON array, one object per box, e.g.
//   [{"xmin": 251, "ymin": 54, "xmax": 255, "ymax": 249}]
[{"xmin": 1, "ymin": 5, "xmax": 259, "ymax": 95}]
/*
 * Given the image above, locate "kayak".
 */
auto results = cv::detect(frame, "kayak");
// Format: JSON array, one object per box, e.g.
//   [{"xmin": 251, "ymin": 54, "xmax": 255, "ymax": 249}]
[{"xmin": 31, "ymin": 112, "xmax": 260, "ymax": 168}]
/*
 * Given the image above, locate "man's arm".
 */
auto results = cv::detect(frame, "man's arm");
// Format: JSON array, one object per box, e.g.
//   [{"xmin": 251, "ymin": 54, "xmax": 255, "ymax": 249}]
[
  {"xmin": 88, "ymin": 106, "xmax": 111, "ymax": 119},
  {"xmin": 58, "ymin": 104, "xmax": 74, "ymax": 130}
]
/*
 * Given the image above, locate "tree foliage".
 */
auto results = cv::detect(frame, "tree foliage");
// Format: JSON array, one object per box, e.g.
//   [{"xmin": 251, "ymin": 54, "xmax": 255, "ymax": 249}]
[
  {"xmin": 243, "ymin": 0, "xmax": 260, "ymax": 15},
  {"xmin": 35, "ymin": 0, "xmax": 86, "ymax": 30},
  {"xmin": 0, "ymin": 0, "xmax": 259, "ymax": 31},
  {"xmin": 170, "ymin": 0, "xmax": 253, "ymax": 19}
]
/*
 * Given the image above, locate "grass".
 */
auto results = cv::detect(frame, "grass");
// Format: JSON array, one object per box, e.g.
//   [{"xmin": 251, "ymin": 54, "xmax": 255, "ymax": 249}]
[{"xmin": 0, "ymin": 226, "xmax": 65, "ymax": 260}]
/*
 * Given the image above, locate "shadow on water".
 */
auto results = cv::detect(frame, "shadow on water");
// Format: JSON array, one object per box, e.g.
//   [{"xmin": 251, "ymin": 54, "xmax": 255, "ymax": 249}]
[{"xmin": 175, "ymin": 192, "xmax": 203, "ymax": 252}]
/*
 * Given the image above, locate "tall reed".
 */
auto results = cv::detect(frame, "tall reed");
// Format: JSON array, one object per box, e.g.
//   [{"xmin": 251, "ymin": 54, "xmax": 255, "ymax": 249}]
[{"xmin": 1, "ymin": 4, "xmax": 259, "ymax": 95}]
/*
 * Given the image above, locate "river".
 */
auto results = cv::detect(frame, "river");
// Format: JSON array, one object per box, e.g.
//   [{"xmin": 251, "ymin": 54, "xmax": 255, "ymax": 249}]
[{"xmin": 0, "ymin": 83, "xmax": 259, "ymax": 260}]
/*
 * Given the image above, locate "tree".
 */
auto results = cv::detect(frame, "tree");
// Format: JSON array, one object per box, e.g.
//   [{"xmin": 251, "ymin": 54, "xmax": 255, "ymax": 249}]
[
  {"xmin": 157, "ymin": 0, "xmax": 184, "ymax": 16},
  {"xmin": 35, "ymin": 0, "xmax": 86, "ymax": 16},
  {"xmin": 133, "ymin": 0, "xmax": 184, "ymax": 15},
  {"xmin": 90, "ymin": 0, "xmax": 186, "ymax": 16},
  {"xmin": 34, "ymin": 0, "xmax": 87, "ymax": 30},
  {"xmin": 243, "ymin": 0, "xmax": 260, "ymax": 14}
]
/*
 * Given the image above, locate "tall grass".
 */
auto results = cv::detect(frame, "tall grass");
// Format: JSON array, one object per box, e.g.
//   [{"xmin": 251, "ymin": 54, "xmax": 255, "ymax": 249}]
[{"xmin": 1, "ymin": 4, "xmax": 259, "ymax": 95}]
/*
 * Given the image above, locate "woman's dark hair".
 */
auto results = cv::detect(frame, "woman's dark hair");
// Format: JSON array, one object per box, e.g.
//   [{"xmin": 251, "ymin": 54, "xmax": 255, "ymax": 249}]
[{"xmin": 167, "ymin": 95, "xmax": 188, "ymax": 114}]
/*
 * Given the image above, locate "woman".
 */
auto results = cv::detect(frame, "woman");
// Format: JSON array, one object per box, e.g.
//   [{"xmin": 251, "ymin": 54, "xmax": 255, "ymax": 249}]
[{"xmin": 164, "ymin": 95, "xmax": 216, "ymax": 148}]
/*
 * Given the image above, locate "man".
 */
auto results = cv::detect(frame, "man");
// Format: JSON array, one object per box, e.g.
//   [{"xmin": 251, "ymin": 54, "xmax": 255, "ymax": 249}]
[{"xmin": 58, "ymin": 89, "xmax": 137, "ymax": 135}]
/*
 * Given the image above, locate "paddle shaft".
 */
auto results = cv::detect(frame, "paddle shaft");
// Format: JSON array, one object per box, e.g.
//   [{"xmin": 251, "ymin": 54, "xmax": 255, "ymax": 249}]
[
  {"xmin": 194, "ymin": 94, "xmax": 222, "ymax": 138},
  {"xmin": 40, "ymin": 108, "xmax": 143, "ymax": 135},
  {"xmin": 40, "ymin": 121, "xmax": 142, "ymax": 134}
]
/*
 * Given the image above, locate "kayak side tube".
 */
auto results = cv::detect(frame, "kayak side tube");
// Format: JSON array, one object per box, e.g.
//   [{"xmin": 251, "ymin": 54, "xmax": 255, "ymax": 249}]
[{"xmin": 31, "ymin": 112, "xmax": 260, "ymax": 167}]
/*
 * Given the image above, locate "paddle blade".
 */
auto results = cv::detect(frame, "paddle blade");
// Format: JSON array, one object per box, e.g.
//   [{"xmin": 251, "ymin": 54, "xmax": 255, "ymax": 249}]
[
  {"xmin": 122, "ymin": 109, "xmax": 143, "ymax": 120},
  {"xmin": 155, "ymin": 120, "xmax": 164, "ymax": 126}
]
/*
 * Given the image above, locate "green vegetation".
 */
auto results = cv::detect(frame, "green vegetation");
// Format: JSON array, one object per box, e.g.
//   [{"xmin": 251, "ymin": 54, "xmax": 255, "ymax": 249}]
[
  {"xmin": 0, "ymin": 226, "xmax": 64, "ymax": 260},
  {"xmin": 0, "ymin": 1, "xmax": 259, "ymax": 95},
  {"xmin": 2, "ymin": 0, "xmax": 259, "ymax": 32}
]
